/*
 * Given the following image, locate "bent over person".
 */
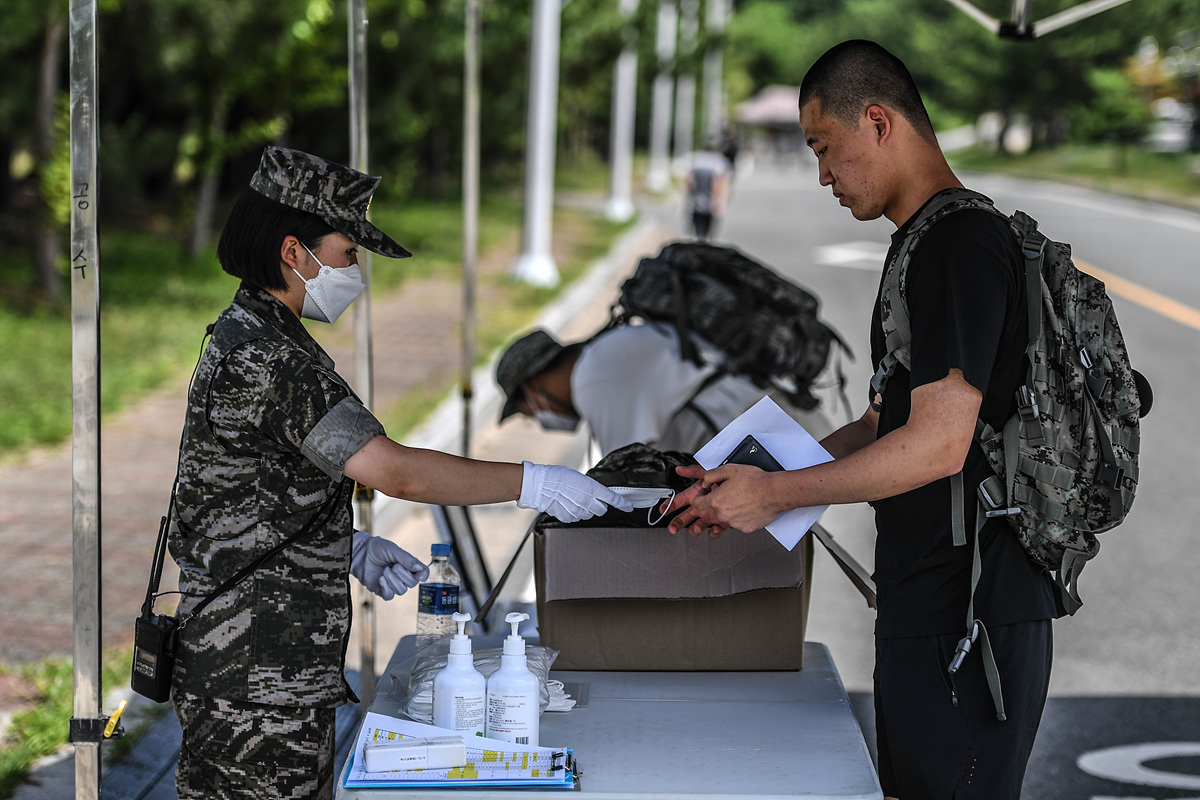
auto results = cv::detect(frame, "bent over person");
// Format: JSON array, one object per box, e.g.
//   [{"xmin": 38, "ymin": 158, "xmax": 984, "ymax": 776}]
[
  {"xmin": 168, "ymin": 147, "xmax": 631, "ymax": 800},
  {"xmin": 495, "ymin": 324, "xmax": 832, "ymax": 458},
  {"xmin": 664, "ymin": 41, "xmax": 1063, "ymax": 799}
]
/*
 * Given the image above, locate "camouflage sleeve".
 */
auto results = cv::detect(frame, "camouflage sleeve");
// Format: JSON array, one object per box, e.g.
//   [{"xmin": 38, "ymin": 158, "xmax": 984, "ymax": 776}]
[{"xmin": 301, "ymin": 396, "xmax": 386, "ymax": 480}]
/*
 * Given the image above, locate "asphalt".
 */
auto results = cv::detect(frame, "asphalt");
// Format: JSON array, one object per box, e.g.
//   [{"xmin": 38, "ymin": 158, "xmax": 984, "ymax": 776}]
[{"xmin": 0, "ymin": 191, "xmax": 680, "ymax": 799}]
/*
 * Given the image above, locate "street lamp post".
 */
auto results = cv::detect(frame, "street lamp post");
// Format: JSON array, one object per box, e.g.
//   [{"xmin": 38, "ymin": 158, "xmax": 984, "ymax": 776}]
[
  {"xmin": 673, "ymin": 0, "xmax": 699, "ymax": 168},
  {"xmin": 702, "ymin": 0, "xmax": 728, "ymax": 143},
  {"xmin": 605, "ymin": 0, "xmax": 640, "ymax": 223},
  {"xmin": 645, "ymin": 0, "xmax": 677, "ymax": 193},
  {"xmin": 510, "ymin": 0, "xmax": 563, "ymax": 287}
]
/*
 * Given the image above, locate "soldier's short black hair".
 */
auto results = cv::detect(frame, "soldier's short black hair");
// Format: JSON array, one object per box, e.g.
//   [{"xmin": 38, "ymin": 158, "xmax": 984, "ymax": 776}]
[
  {"xmin": 216, "ymin": 188, "xmax": 336, "ymax": 291},
  {"xmin": 798, "ymin": 40, "xmax": 937, "ymax": 145}
]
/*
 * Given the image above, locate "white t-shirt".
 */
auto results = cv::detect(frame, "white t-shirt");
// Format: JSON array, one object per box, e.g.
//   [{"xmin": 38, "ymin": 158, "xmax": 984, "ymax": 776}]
[{"xmin": 570, "ymin": 323, "xmax": 792, "ymax": 456}]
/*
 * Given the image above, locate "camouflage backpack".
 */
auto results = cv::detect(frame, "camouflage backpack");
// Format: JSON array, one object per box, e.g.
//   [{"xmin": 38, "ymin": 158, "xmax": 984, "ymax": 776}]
[
  {"xmin": 875, "ymin": 189, "xmax": 1145, "ymax": 614},
  {"xmin": 876, "ymin": 189, "xmax": 1147, "ymax": 721}
]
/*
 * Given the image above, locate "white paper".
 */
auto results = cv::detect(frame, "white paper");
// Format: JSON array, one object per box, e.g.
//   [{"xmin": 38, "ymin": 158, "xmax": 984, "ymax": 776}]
[
  {"xmin": 693, "ymin": 396, "xmax": 834, "ymax": 551},
  {"xmin": 346, "ymin": 712, "xmax": 567, "ymax": 786}
]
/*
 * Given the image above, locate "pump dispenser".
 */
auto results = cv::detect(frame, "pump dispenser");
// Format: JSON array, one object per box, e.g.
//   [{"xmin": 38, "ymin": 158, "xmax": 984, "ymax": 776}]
[
  {"xmin": 432, "ymin": 612, "xmax": 486, "ymax": 736},
  {"xmin": 485, "ymin": 612, "xmax": 540, "ymax": 746}
]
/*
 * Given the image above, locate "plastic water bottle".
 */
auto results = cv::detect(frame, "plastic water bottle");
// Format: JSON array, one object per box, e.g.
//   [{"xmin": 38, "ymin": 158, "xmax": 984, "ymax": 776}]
[{"xmin": 415, "ymin": 543, "xmax": 461, "ymax": 650}]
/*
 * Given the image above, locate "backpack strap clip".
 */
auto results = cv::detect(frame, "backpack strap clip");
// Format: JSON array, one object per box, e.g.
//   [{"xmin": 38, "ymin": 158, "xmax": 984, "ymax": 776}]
[
  {"xmin": 947, "ymin": 620, "xmax": 979, "ymax": 674},
  {"xmin": 1015, "ymin": 384, "xmax": 1039, "ymax": 422},
  {"xmin": 977, "ymin": 474, "xmax": 1020, "ymax": 518},
  {"xmin": 869, "ymin": 361, "xmax": 893, "ymax": 412},
  {"xmin": 1079, "ymin": 347, "xmax": 1111, "ymax": 399}
]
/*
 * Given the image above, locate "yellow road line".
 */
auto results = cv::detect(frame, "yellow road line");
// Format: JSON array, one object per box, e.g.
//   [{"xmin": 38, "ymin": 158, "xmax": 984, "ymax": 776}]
[{"xmin": 1076, "ymin": 258, "xmax": 1200, "ymax": 333}]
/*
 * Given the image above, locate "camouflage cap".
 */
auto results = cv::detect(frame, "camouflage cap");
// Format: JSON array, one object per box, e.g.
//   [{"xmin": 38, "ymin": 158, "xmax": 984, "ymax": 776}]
[
  {"xmin": 249, "ymin": 146, "xmax": 412, "ymax": 259},
  {"xmin": 496, "ymin": 329, "xmax": 579, "ymax": 421}
]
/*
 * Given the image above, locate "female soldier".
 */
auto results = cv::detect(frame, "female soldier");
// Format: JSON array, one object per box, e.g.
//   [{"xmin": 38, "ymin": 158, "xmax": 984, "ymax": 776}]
[{"xmin": 168, "ymin": 146, "xmax": 630, "ymax": 799}]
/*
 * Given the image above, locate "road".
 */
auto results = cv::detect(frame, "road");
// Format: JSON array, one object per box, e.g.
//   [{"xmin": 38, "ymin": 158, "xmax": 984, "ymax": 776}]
[{"xmin": 717, "ymin": 153, "xmax": 1200, "ymax": 799}]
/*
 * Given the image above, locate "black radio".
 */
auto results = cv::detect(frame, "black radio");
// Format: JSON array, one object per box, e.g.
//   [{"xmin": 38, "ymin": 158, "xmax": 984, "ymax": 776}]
[{"xmin": 131, "ymin": 612, "xmax": 178, "ymax": 703}]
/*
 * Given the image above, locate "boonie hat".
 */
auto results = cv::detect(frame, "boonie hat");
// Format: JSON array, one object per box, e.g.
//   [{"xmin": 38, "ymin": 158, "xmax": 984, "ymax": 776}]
[
  {"xmin": 496, "ymin": 330, "xmax": 577, "ymax": 422},
  {"xmin": 249, "ymin": 146, "xmax": 412, "ymax": 259}
]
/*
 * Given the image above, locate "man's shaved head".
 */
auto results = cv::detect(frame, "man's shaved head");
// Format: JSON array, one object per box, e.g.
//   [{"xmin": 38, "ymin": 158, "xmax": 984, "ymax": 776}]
[{"xmin": 798, "ymin": 40, "xmax": 937, "ymax": 144}]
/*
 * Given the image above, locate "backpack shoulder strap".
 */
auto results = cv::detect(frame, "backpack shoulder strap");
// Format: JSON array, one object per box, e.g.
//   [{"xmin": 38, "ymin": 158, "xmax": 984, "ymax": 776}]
[{"xmin": 872, "ymin": 189, "xmax": 1001, "ymax": 406}]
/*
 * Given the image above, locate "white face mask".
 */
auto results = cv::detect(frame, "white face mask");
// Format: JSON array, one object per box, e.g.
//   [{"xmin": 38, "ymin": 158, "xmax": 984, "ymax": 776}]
[
  {"xmin": 533, "ymin": 408, "xmax": 580, "ymax": 433},
  {"xmin": 293, "ymin": 242, "xmax": 366, "ymax": 323},
  {"xmin": 609, "ymin": 486, "xmax": 677, "ymax": 525},
  {"xmin": 526, "ymin": 388, "xmax": 579, "ymax": 432}
]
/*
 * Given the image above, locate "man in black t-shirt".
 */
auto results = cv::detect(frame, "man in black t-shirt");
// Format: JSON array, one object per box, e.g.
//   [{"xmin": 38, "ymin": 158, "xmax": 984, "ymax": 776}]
[{"xmin": 664, "ymin": 41, "xmax": 1060, "ymax": 799}]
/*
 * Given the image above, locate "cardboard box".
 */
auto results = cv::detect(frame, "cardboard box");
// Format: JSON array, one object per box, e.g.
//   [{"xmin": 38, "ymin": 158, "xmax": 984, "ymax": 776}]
[{"xmin": 533, "ymin": 523, "xmax": 813, "ymax": 671}]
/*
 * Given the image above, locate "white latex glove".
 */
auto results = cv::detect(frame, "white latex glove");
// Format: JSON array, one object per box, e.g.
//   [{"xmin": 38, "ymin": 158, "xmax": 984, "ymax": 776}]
[
  {"xmin": 517, "ymin": 462, "xmax": 635, "ymax": 523},
  {"xmin": 350, "ymin": 530, "xmax": 430, "ymax": 601}
]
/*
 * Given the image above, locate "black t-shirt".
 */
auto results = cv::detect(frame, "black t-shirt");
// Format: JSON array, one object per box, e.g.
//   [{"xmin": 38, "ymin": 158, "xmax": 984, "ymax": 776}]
[{"xmin": 869, "ymin": 194, "xmax": 1062, "ymax": 638}]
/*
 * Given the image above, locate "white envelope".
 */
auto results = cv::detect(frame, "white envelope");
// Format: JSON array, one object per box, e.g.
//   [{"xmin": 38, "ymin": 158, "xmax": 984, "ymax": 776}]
[{"xmin": 694, "ymin": 396, "xmax": 834, "ymax": 551}]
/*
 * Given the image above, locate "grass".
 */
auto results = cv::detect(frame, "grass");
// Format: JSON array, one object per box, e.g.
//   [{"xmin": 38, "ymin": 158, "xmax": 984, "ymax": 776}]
[
  {"xmin": 947, "ymin": 144, "xmax": 1200, "ymax": 209},
  {"xmin": 0, "ymin": 230, "xmax": 240, "ymax": 458},
  {"xmin": 0, "ymin": 650, "xmax": 131, "ymax": 798},
  {"xmin": 0, "ymin": 173, "xmax": 629, "ymax": 462}
]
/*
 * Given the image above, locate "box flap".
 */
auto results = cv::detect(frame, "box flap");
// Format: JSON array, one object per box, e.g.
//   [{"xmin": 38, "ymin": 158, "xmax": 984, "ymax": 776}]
[{"xmin": 539, "ymin": 526, "xmax": 803, "ymax": 601}]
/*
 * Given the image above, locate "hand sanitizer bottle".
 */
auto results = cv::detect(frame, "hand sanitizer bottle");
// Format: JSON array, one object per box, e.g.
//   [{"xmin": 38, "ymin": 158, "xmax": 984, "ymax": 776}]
[
  {"xmin": 485, "ymin": 612, "xmax": 540, "ymax": 746},
  {"xmin": 432, "ymin": 612, "xmax": 486, "ymax": 737}
]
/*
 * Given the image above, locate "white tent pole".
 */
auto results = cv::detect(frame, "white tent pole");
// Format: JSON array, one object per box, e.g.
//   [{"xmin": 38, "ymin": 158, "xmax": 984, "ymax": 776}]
[
  {"xmin": 644, "ymin": 0, "xmax": 677, "ymax": 192},
  {"xmin": 347, "ymin": 0, "xmax": 378, "ymax": 709},
  {"xmin": 604, "ymin": 0, "xmax": 639, "ymax": 223},
  {"xmin": 510, "ymin": 0, "xmax": 563, "ymax": 287},
  {"xmin": 462, "ymin": 0, "xmax": 481, "ymax": 455},
  {"xmin": 68, "ymin": 0, "xmax": 103, "ymax": 796}
]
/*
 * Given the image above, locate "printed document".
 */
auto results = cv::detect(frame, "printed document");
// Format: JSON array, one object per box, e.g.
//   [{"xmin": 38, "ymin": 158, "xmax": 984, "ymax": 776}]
[
  {"xmin": 344, "ymin": 712, "xmax": 571, "ymax": 789},
  {"xmin": 694, "ymin": 396, "xmax": 834, "ymax": 550}
]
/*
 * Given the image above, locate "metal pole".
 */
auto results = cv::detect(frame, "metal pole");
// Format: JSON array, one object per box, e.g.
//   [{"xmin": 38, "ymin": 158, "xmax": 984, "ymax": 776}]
[
  {"xmin": 68, "ymin": 0, "xmax": 102, "ymax": 796},
  {"xmin": 347, "ymin": 0, "xmax": 377, "ymax": 710},
  {"xmin": 604, "ymin": 0, "xmax": 639, "ymax": 222},
  {"xmin": 644, "ymin": 0, "xmax": 677, "ymax": 193},
  {"xmin": 702, "ymin": 0, "xmax": 727, "ymax": 143},
  {"xmin": 509, "ymin": 0, "xmax": 562, "ymax": 287},
  {"xmin": 462, "ymin": 0, "xmax": 481, "ymax": 455},
  {"xmin": 673, "ymin": 0, "xmax": 698, "ymax": 163}
]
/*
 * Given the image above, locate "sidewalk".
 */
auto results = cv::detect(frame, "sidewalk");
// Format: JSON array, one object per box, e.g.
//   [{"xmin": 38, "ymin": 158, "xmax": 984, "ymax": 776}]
[{"xmin": 0, "ymin": 196, "xmax": 677, "ymax": 799}]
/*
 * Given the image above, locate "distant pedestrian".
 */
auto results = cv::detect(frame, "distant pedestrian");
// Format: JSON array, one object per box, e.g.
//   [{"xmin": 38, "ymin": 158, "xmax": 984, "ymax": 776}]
[
  {"xmin": 684, "ymin": 146, "xmax": 731, "ymax": 241},
  {"xmin": 167, "ymin": 147, "xmax": 631, "ymax": 800}
]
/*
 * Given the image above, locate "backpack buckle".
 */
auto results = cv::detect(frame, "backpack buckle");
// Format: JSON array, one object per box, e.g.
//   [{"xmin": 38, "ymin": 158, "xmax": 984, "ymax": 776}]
[
  {"xmin": 948, "ymin": 621, "xmax": 980, "ymax": 674},
  {"xmin": 1016, "ymin": 385, "xmax": 1039, "ymax": 421},
  {"xmin": 1022, "ymin": 233, "xmax": 1046, "ymax": 261},
  {"xmin": 1098, "ymin": 461, "xmax": 1125, "ymax": 490},
  {"xmin": 977, "ymin": 476, "xmax": 1020, "ymax": 518},
  {"xmin": 869, "ymin": 362, "xmax": 893, "ymax": 412}
]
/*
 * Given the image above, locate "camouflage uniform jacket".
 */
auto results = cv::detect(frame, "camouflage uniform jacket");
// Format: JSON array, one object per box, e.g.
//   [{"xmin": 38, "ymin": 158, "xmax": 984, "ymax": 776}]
[{"xmin": 168, "ymin": 283, "xmax": 385, "ymax": 707}]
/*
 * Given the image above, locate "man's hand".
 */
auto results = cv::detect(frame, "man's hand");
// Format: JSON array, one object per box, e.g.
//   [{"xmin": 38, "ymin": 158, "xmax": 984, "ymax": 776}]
[
  {"xmin": 660, "ymin": 465, "xmax": 725, "ymax": 537},
  {"xmin": 661, "ymin": 463, "xmax": 783, "ymax": 538}
]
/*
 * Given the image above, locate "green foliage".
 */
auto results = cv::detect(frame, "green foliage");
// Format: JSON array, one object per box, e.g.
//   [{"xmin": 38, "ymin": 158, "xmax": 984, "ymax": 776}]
[
  {"xmin": 0, "ymin": 650, "xmax": 130, "ymax": 799},
  {"xmin": 1070, "ymin": 67, "xmax": 1156, "ymax": 145},
  {"xmin": 723, "ymin": 0, "xmax": 1200, "ymax": 149}
]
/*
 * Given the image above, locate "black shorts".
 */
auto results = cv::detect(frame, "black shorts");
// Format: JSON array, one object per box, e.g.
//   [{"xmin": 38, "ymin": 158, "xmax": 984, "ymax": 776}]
[{"xmin": 874, "ymin": 619, "xmax": 1053, "ymax": 800}]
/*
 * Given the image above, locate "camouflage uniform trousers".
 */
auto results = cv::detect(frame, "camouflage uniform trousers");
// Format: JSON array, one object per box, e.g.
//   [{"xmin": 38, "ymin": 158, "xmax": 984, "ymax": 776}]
[{"xmin": 174, "ymin": 692, "xmax": 336, "ymax": 800}]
